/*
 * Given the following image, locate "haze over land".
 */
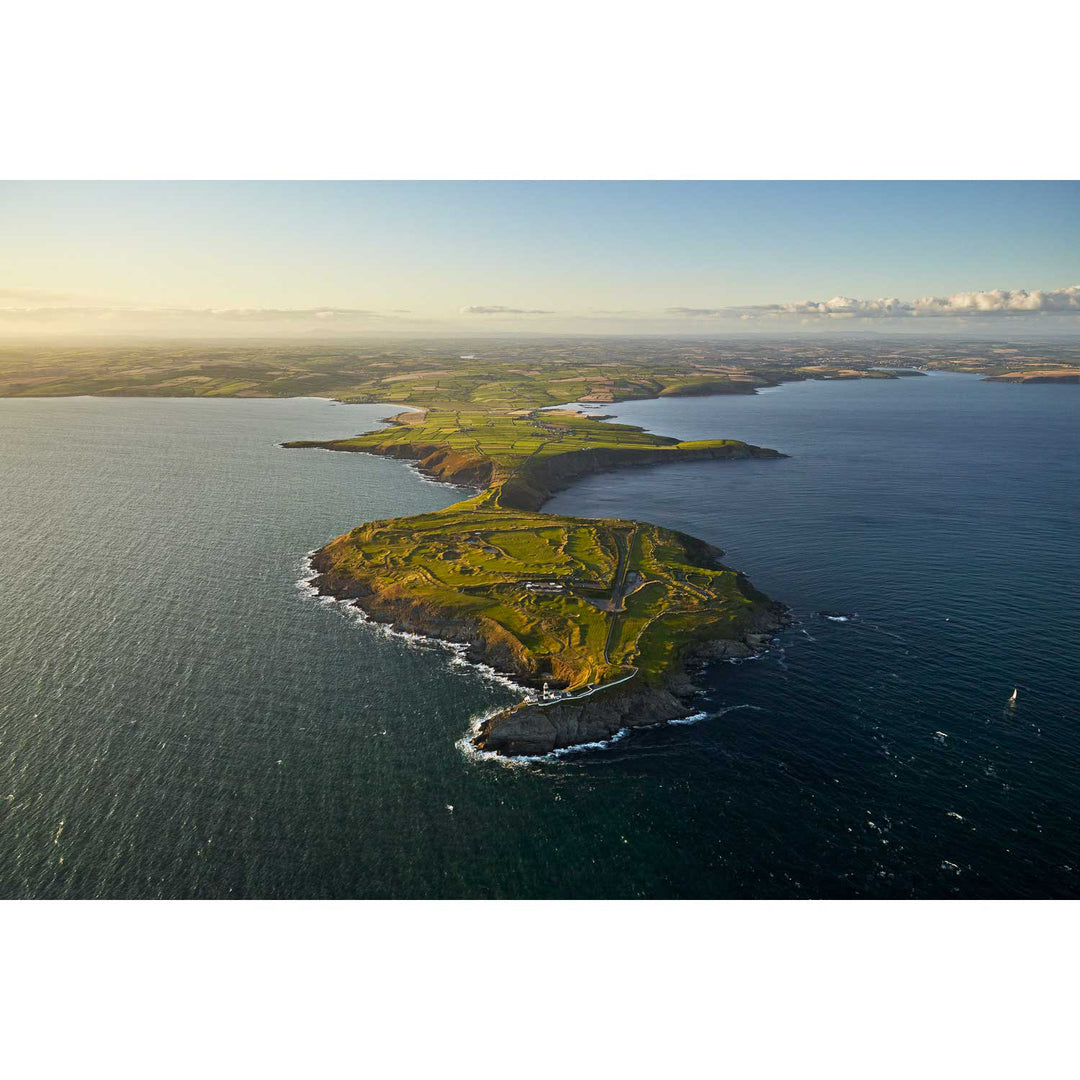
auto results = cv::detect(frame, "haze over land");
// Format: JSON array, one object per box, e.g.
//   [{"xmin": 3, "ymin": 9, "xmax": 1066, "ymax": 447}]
[
  {"xmin": 2, "ymin": 181, "xmax": 1078, "ymax": 337},
  {"xmin": 1, "ymin": 335, "xmax": 1077, "ymax": 400}
]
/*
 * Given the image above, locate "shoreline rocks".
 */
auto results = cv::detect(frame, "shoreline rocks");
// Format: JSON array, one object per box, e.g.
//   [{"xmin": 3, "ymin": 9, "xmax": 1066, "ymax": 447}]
[{"xmin": 473, "ymin": 609, "xmax": 790, "ymax": 758}]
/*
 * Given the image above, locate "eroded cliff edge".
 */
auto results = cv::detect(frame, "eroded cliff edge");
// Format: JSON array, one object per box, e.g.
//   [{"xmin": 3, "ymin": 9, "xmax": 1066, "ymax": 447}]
[{"xmin": 289, "ymin": 402, "xmax": 789, "ymax": 757}]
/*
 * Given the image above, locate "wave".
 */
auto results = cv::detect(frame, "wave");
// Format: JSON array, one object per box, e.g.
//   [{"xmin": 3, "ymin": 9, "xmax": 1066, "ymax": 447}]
[
  {"xmin": 669, "ymin": 703, "xmax": 763, "ymax": 726},
  {"xmin": 455, "ymin": 708, "xmax": 631, "ymax": 768},
  {"xmin": 296, "ymin": 551, "xmax": 530, "ymax": 697},
  {"xmin": 669, "ymin": 711, "xmax": 709, "ymax": 726},
  {"xmin": 404, "ymin": 461, "xmax": 475, "ymax": 491},
  {"xmin": 459, "ymin": 698, "xmax": 768, "ymax": 768}
]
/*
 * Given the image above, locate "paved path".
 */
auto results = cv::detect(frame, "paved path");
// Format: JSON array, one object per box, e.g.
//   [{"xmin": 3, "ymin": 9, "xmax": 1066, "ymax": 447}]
[
  {"xmin": 532, "ymin": 668, "xmax": 637, "ymax": 707},
  {"xmin": 603, "ymin": 526, "xmax": 637, "ymax": 664}
]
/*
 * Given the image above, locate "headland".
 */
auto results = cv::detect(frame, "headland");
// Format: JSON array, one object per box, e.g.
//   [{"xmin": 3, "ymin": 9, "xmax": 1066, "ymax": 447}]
[{"xmin": 286, "ymin": 373, "xmax": 790, "ymax": 756}]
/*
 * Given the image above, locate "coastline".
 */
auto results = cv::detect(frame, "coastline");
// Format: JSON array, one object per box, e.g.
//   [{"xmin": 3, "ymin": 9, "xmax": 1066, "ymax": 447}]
[
  {"xmin": 296, "ymin": 550, "xmax": 533, "ymax": 699},
  {"xmin": 302, "ymin": 506, "xmax": 789, "ymax": 759},
  {"xmin": 468, "ymin": 605, "xmax": 789, "ymax": 757},
  {"xmin": 289, "ymin": 384, "xmax": 803, "ymax": 756},
  {"xmin": 291, "ymin": 393, "xmax": 790, "ymax": 758},
  {"xmin": 298, "ymin": 548, "xmax": 789, "ymax": 763}
]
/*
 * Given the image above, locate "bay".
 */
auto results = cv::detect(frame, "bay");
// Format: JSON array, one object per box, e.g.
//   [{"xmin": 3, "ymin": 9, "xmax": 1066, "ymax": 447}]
[{"xmin": 0, "ymin": 375, "xmax": 1076, "ymax": 898}]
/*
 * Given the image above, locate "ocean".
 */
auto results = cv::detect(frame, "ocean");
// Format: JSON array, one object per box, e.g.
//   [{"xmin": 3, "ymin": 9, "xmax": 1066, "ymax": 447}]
[{"xmin": 0, "ymin": 373, "xmax": 1076, "ymax": 898}]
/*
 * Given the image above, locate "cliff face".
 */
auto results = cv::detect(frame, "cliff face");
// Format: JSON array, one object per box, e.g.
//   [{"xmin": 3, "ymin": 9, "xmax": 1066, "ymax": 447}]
[
  {"xmin": 309, "ymin": 546, "xmax": 527, "ymax": 669},
  {"xmin": 293, "ymin": 438, "xmax": 505, "ymax": 489},
  {"xmin": 473, "ymin": 615, "xmax": 788, "ymax": 757},
  {"xmin": 475, "ymin": 686, "xmax": 693, "ymax": 756},
  {"xmin": 494, "ymin": 442, "xmax": 784, "ymax": 512},
  {"xmin": 286, "ymin": 435, "xmax": 782, "ymax": 509},
  {"xmin": 984, "ymin": 371, "xmax": 1080, "ymax": 384}
]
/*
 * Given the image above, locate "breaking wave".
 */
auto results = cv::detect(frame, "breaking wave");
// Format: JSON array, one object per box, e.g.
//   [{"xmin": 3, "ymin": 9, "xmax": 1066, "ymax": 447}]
[{"xmin": 296, "ymin": 551, "xmax": 530, "ymax": 697}]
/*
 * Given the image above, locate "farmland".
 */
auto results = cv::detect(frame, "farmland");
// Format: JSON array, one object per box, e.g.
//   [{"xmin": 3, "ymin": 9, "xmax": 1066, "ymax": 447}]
[
  {"xmin": 310, "ymin": 498, "xmax": 776, "ymax": 694},
  {"xmin": 1, "ymin": 335, "xmax": 1076, "ymax": 402},
  {"xmin": 293, "ymin": 365, "xmax": 786, "ymax": 722},
  {"xmin": 1, "ymin": 335, "xmax": 1076, "ymax": 404}
]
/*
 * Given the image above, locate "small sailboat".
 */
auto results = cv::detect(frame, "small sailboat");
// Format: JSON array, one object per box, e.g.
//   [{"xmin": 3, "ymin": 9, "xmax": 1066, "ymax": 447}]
[{"xmin": 1007, "ymin": 687, "xmax": 1018, "ymax": 707}]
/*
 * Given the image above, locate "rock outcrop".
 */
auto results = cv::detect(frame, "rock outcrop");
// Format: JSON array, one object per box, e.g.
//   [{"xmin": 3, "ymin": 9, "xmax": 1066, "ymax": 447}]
[{"xmin": 473, "ymin": 614, "xmax": 789, "ymax": 758}]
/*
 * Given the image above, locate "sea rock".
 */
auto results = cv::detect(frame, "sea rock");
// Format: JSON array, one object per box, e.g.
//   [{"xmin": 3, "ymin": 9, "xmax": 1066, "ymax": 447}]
[{"xmin": 475, "ymin": 686, "xmax": 693, "ymax": 757}]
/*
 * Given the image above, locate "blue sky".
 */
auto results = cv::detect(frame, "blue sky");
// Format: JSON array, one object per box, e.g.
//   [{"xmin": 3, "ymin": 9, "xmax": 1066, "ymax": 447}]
[{"xmin": 2, "ymin": 181, "xmax": 1078, "ymax": 335}]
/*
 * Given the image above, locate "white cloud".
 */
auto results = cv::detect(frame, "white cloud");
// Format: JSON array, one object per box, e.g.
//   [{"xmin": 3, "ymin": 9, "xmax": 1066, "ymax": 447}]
[
  {"xmin": 671, "ymin": 286, "xmax": 1080, "ymax": 320},
  {"xmin": 0, "ymin": 304, "xmax": 421, "ymax": 338},
  {"xmin": 460, "ymin": 305, "xmax": 555, "ymax": 315},
  {"xmin": 0, "ymin": 287, "xmax": 82, "ymax": 303},
  {"xmin": 0, "ymin": 306, "xmax": 381, "ymax": 324}
]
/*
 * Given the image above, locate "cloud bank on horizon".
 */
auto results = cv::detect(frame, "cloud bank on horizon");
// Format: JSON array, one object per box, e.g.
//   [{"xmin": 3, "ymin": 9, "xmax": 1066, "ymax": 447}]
[
  {"xmin": 669, "ymin": 286, "xmax": 1080, "ymax": 320},
  {"xmin": 461, "ymin": 305, "xmax": 555, "ymax": 315},
  {"xmin": 1, "ymin": 285, "xmax": 1078, "ymax": 336}
]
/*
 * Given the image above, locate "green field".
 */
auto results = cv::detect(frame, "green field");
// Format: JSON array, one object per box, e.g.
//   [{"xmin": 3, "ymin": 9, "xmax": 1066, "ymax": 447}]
[
  {"xmin": 0, "ymin": 335, "xmax": 1014, "ymax": 404},
  {"xmin": 286, "ymin": 406, "xmax": 748, "ymax": 503},
  {"xmin": 314, "ymin": 502, "xmax": 771, "ymax": 692},
  {"xmin": 296, "ymin": 367, "xmax": 784, "ymax": 694},
  {"xmin": 5, "ymin": 335, "xmax": 1073, "ymax": 702}
]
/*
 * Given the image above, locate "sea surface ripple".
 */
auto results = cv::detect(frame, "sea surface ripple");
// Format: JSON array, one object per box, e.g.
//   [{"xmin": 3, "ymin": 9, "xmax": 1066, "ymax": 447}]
[{"xmin": 0, "ymin": 376, "xmax": 1076, "ymax": 898}]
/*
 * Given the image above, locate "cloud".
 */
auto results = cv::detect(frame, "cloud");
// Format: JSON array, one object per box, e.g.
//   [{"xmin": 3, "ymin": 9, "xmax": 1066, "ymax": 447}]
[
  {"xmin": 0, "ymin": 306, "xmax": 382, "ymax": 323},
  {"xmin": 0, "ymin": 287, "xmax": 83, "ymax": 303},
  {"xmin": 0, "ymin": 304, "xmax": 420, "ymax": 337},
  {"xmin": 460, "ymin": 305, "xmax": 555, "ymax": 315},
  {"xmin": 668, "ymin": 286, "xmax": 1080, "ymax": 320},
  {"xmin": 202, "ymin": 307, "xmax": 380, "ymax": 321}
]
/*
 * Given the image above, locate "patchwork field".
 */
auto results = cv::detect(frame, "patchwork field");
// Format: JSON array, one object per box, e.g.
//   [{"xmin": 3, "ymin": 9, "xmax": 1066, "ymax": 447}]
[
  {"xmin": 294, "ymin": 371, "xmax": 786, "ymax": 706},
  {"xmin": 12, "ymin": 335, "xmax": 1066, "ymax": 750},
  {"xmin": 1, "ymin": 337, "xmax": 1075, "ymax": 404},
  {"xmin": 312, "ymin": 502, "xmax": 773, "ymax": 692},
  {"xmin": 13, "ymin": 336, "xmax": 1066, "ymax": 744}
]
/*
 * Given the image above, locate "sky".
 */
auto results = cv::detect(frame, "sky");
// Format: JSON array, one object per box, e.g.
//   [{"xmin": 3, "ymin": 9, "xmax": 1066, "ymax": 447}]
[{"xmin": 2, "ymin": 181, "xmax": 1078, "ymax": 337}]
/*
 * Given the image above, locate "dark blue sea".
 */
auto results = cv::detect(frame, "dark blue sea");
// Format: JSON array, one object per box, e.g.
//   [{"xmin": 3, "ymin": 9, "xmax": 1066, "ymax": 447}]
[{"xmin": 0, "ymin": 373, "xmax": 1076, "ymax": 898}]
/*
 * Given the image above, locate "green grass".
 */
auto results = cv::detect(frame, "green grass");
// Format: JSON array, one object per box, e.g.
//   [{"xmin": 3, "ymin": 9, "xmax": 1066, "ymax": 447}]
[
  {"xmin": 285, "ymin": 408, "xmax": 748, "ymax": 501},
  {"xmin": 317, "ymin": 501, "xmax": 769, "ymax": 691},
  {"xmin": 288, "ymin": 366, "xmax": 788, "ymax": 693},
  {"xmin": 2, "ymin": 338, "xmax": 1071, "ymax": 402}
]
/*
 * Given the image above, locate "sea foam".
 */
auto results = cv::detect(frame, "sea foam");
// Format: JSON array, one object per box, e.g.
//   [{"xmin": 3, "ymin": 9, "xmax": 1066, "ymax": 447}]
[{"xmin": 296, "ymin": 552, "xmax": 530, "ymax": 699}]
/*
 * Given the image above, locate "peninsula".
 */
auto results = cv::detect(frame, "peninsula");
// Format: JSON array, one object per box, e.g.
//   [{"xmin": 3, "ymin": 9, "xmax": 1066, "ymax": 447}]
[
  {"xmin": 286, "ymin": 370, "xmax": 789, "ymax": 756},
  {"xmin": 4, "ymin": 334, "xmax": 1072, "ymax": 753},
  {"xmin": 9, "ymin": 333, "xmax": 1071, "ymax": 753},
  {"xmin": 983, "ymin": 368, "xmax": 1080, "ymax": 384}
]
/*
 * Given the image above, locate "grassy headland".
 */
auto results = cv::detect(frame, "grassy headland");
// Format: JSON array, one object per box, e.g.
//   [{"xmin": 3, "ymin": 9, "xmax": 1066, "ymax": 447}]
[{"xmin": 287, "ymin": 379, "xmax": 787, "ymax": 755}]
